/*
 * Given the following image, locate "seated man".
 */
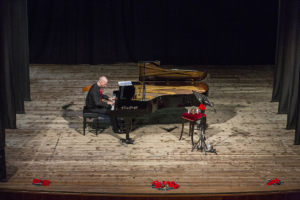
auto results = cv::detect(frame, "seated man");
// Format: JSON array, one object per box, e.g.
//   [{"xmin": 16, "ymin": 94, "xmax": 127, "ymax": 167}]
[{"xmin": 85, "ymin": 76, "xmax": 121, "ymax": 133}]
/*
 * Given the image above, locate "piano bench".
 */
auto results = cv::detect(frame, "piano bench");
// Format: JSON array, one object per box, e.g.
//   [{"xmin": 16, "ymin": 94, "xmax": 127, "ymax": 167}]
[
  {"xmin": 83, "ymin": 106, "xmax": 110, "ymax": 136},
  {"xmin": 179, "ymin": 112, "xmax": 206, "ymax": 145},
  {"xmin": 83, "ymin": 111, "xmax": 98, "ymax": 136}
]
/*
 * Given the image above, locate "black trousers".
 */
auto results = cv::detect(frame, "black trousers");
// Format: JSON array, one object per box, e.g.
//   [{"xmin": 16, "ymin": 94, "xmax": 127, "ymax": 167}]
[{"xmin": 87, "ymin": 105, "xmax": 119, "ymax": 131}]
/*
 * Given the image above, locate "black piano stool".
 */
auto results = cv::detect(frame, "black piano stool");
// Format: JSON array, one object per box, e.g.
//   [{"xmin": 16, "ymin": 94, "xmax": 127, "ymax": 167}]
[
  {"xmin": 83, "ymin": 106, "xmax": 111, "ymax": 135},
  {"xmin": 83, "ymin": 106, "xmax": 99, "ymax": 135}
]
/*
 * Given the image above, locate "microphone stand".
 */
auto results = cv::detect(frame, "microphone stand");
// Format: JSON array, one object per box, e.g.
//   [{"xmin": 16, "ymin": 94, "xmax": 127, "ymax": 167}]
[{"xmin": 191, "ymin": 103, "xmax": 217, "ymax": 155}]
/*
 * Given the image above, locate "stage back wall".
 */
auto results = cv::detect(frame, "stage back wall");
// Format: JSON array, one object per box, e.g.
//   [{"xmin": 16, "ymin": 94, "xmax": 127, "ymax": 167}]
[{"xmin": 27, "ymin": 0, "xmax": 278, "ymax": 65}]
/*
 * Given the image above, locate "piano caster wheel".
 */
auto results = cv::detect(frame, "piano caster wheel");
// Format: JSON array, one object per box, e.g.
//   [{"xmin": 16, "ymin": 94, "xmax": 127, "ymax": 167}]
[{"xmin": 120, "ymin": 138, "xmax": 135, "ymax": 146}]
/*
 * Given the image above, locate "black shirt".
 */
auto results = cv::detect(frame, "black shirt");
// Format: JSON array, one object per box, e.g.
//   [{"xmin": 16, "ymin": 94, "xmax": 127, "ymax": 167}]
[{"xmin": 85, "ymin": 83, "xmax": 111, "ymax": 113}]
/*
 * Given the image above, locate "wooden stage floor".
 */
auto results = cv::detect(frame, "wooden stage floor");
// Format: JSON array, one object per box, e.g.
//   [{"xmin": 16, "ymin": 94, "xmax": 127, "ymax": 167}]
[{"xmin": 1, "ymin": 63, "xmax": 300, "ymax": 198}]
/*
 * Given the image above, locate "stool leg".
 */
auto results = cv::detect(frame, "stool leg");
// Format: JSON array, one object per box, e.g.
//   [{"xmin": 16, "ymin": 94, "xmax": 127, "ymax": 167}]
[
  {"xmin": 189, "ymin": 121, "xmax": 192, "ymax": 136},
  {"xmin": 179, "ymin": 118, "xmax": 185, "ymax": 140},
  {"xmin": 191, "ymin": 121, "xmax": 195, "ymax": 145},
  {"xmin": 83, "ymin": 118, "xmax": 86, "ymax": 136}
]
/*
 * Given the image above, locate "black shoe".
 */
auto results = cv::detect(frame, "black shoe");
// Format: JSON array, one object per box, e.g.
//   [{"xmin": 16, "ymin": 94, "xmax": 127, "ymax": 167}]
[{"xmin": 118, "ymin": 127, "xmax": 126, "ymax": 134}]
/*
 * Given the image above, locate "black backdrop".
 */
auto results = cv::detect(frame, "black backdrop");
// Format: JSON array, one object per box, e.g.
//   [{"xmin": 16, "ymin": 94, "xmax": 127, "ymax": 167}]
[
  {"xmin": 0, "ymin": 0, "xmax": 30, "ymax": 132},
  {"xmin": 27, "ymin": 0, "xmax": 278, "ymax": 65},
  {"xmin": 272, "ymin": 0, "xmax": 300, "ymax": 144}
]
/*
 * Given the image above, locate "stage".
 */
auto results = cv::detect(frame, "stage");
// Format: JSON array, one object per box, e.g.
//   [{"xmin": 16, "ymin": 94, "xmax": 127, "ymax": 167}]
[{"xmin": 1, "ymin": 64, "xmax": 300, "ymax": 199}]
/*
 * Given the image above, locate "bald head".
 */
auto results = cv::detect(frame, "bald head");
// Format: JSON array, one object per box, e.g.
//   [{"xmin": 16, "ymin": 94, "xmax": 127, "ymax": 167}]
[
  {"xmin": 97, "ymin": 76, "xmax": 108, "ymax": 88},
  {"xmin": 99, "ymin": 76, "xmax": 107, "ymax": 82}
]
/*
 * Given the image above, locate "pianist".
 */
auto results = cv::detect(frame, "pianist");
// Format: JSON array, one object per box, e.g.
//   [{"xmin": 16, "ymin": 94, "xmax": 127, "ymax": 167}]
[{"xmin": 85, "ymin": 76, "xmax": 120, "ymax": 133}]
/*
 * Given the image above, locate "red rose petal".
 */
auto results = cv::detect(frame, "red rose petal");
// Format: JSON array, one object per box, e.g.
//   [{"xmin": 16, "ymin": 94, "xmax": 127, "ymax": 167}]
[{"xmin": 42, "ymin": 180, "xmax": 51, "ymax": 186}]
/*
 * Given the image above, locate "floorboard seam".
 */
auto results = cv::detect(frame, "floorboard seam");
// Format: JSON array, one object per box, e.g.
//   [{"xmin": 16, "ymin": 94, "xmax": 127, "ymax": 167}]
[{"xmin": 50, "ymin": 129, "xmax": 62, "ymax": 162}]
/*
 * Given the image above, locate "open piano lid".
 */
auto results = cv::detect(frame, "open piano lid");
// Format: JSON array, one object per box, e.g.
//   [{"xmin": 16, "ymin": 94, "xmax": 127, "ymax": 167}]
[{"xmin": 138, "ymin": 61, "xmax": 207, "ymax": 82}]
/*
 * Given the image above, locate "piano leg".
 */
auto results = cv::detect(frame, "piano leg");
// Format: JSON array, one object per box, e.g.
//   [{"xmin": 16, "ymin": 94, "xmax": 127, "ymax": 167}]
[{"xmin": 120, "ymin": 118, "xmax": 135, "ymax": 146}]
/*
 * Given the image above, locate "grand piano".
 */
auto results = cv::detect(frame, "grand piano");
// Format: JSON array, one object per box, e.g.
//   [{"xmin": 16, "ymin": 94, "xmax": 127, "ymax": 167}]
[{"xmin": 110, "ymin": 61, "xmax": 209, "ymax": 145}]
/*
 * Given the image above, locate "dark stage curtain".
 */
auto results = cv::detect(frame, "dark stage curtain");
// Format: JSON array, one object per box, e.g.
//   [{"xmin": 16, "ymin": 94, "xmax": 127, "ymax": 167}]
[
  {"xmin": 296, "ymin": 69, "xmax": 300, "ymax": 144},
  {"xmin": 0, "ymin": 0, "xmax": 16, "ymax": 132},
  {"xmin": 0, "ymin": 0, "xmax": 30, "ymax": 182},
  {"xmin": 11, "ymin": 0, "xmax": 31, "ymax": 104},
  {"xmin": 272, "ymin": 0, "xmax": 300, "ymax": 144},
  {"xmin": 0, "ymin": 0, "xmax": 30, "ymax": 118},
  {"xmin": 0, "ymin": 0, "xmax": 30, "ymax": 138},
  {"xmin": 27, "ymin": 0, "xmax": 278, "ymax": 65}
]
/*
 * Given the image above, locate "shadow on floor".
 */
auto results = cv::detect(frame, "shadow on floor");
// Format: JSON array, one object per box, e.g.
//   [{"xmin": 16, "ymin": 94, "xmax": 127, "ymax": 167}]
[{"xmin": 60, "ymin": 103, "xmax": 247, "ymax": 144}]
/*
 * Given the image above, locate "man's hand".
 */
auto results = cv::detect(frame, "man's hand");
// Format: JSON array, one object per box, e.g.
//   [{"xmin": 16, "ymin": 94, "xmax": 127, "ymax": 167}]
[
  {"xmin": 107, "ymin": 101, "xmax": 115, "ymax": 106},
  {"xmin": 108, "ymin": 97, "xmax": 116, "ymax": 101}
]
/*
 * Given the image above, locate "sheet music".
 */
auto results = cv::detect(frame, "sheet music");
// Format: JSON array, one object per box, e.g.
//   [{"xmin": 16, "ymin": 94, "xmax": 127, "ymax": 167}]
[{"xmin": 118, "ymin": 81, "xmax": 132, "ymax": 86}]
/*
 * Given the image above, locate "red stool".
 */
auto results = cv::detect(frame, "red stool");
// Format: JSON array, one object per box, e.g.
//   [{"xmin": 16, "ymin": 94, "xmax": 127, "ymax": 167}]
[{"xmin": 179, "ymin": 112, "xmax": 206, "ymax": 145}]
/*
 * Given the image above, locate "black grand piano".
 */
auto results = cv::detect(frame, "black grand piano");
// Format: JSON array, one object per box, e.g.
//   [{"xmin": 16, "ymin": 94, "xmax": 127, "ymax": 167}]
[{"xmin": 110, "ymin": 62, "xmax": 209, "ymax": 145}]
